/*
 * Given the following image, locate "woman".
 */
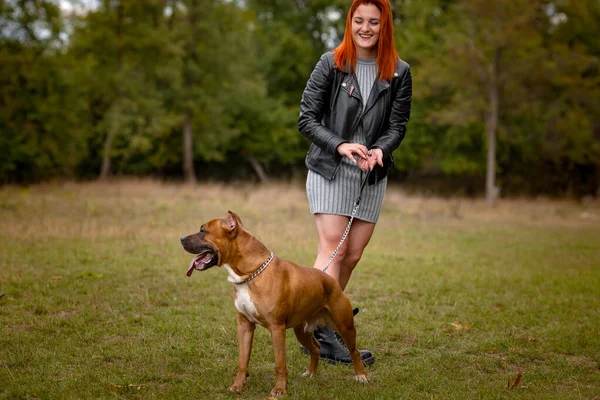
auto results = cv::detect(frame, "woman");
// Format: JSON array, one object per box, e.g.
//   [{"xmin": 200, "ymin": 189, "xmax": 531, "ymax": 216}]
[{"xmin": 298, "ymin": 0, "xmax": 412, "ymax": 365}]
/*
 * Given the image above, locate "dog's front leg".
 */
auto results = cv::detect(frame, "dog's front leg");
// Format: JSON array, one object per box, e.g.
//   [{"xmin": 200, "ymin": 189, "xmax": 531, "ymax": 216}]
[
  {"xmin": 269, "ymin": 324, "xmax": 288, "ymax": 397},
  {"xmin": 228, "ymin": 313, "xmax": 255, "ymax": 393}
]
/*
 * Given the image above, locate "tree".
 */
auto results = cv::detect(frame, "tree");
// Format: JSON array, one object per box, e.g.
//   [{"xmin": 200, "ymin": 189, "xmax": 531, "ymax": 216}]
[
  {"xmin": 66, "ymin": 0, "xmax": 179, "ymax": 180},
  {"xmin": 416, "ymin": 0, "xmax": 549, "ymax": 204},
  {"xmin": 540, "ymin": 0, "xmax": 600, "ymax": 196},
  {"xmin": 0, "ymin": 0, "xmax": 85, "ymax": 182},
  {"xmin": 168, "ymin": 0, "xmax": 276, "ymax": 182}
]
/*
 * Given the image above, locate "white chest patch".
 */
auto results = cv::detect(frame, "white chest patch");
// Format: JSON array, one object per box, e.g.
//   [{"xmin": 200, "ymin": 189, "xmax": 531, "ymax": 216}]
[{"xmin": 224, "ymin": 264, "xmax": 260, "ymax": 324}]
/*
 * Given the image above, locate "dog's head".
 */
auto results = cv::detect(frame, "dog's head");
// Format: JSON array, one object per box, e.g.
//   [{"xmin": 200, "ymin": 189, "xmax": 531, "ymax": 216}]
[{"xmin": 180, "ymin": 211, "xmax": 244, "ymax": 276}]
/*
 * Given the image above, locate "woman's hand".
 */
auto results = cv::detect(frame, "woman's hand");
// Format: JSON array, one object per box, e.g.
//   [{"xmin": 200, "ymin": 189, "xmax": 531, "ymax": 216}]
[
  {"xmin": 337, "ymin": 143, "xmax": 369, "ymax": 165},
  {"xmin": 357, "ymin": 148, "xmax": 384, "ymax": 172}
]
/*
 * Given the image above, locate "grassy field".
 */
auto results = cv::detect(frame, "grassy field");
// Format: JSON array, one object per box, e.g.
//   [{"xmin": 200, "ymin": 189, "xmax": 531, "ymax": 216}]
[{"xmin": 1, "ymin": 180, "xmax": 599, "ymax": 399}]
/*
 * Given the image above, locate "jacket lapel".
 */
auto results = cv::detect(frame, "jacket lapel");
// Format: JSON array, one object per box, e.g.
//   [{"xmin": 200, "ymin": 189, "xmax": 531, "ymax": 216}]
[
  {"xmin": 340, "ymin": 74, "xmax": 363, "ymax": 105},
  {"xmin": 363, "ymin": 79, "xmax": 390, "ymax": 115}
]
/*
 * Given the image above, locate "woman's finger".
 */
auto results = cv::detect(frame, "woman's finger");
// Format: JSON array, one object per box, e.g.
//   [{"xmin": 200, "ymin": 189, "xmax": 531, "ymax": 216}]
[
  {"xmin": 357, "ymin": 145, "xmax": 369, "ymax": 159},
  {"xmin": 370, "ymin": 148, "xmax": 384, "ymax": 166},
  {"xmin": 349, "ymin": 143, "xmax": 368, "ymax": 159},
  {"xmin": 368, "ymin": 157, "xmax": 378, "ymax": 170},
  {"xmin": 358, "ymin": 159, "xmax": 369, "ymax": 171}
]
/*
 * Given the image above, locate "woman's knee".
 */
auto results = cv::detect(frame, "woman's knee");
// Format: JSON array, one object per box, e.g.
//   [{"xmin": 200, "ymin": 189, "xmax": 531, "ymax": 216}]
[
  {"xmin": 319, "ymin": 240, "xmax": 349, "ymax": 260},
  {"xmin": 342, "ymin": 248, "xmax": 364, "ymax": 270}
]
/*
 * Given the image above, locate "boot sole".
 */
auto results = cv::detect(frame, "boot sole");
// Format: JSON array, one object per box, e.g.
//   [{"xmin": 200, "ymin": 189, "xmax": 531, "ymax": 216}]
[{"xmin": 299, "ymin": 346, "xmax": 375, "ymax": 366}]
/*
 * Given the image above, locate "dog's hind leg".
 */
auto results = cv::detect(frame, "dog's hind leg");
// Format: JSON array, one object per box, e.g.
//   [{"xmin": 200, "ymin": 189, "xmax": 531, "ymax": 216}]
[
  {"xmin": 293, "ymin": 324, "xmax": 320, "ymax": 377},
  {"xmin": 328, "ymin": 302, "xmax": 369, "ymax": 382},
  {"xmin": 228, "ymin": 313, "xmax": 255, "ymax": 393}
]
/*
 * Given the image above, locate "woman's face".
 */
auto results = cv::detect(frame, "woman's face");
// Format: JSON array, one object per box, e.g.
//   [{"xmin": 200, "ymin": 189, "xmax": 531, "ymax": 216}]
[{"xmin": 351, "ymin": 3, "xmax": 381, "ymax": 58}]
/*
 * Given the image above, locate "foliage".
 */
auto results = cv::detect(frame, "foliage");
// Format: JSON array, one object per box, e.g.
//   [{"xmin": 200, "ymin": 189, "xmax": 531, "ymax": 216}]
[
  {"xmin": 396, "ymin": 0, "xmax": 599, "ymax": 196},
  {"xmin": 0, "ymin": 0, "xmax": 83, "ymax": 182},
  {"xmin": 0, "ymin": 0, "xmax": 598, "ymax": 196}
]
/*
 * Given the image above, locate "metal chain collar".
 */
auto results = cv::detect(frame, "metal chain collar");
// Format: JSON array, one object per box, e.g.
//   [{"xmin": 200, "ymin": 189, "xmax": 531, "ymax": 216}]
[{"xmin": 236, "ymin": 251, "xmax": 275, "ymax": 285}]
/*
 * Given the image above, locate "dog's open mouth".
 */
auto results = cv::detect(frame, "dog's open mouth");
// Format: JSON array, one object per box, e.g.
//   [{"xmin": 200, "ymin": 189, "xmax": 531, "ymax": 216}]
[{"xmin": 186, "ymin": 251, "xmax": 216, "ymax": 276}]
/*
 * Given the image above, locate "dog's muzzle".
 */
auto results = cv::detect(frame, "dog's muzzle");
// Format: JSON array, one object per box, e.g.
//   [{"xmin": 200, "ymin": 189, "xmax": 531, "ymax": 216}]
[{"xmin": 181, "ymin": 235, "xmax": 219, "ymax": 276}]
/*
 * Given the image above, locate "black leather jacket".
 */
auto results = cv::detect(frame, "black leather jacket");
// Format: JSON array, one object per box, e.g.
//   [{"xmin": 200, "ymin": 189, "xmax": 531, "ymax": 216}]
[{"xmin": 298, "ymin": 51, "xmax": 412, "ymax": 180}]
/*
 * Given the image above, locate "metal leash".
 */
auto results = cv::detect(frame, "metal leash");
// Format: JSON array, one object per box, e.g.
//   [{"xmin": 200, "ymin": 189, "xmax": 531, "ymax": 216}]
[{"xmin": 322, "ymin": 167, "xmax": 371, "ymax": 273}]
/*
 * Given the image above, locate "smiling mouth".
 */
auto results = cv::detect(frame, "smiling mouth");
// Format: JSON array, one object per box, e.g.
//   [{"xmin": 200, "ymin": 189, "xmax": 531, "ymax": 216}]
[{"xmin": 186, "ymin": 251, "xmax": 216, "ymax": 276}]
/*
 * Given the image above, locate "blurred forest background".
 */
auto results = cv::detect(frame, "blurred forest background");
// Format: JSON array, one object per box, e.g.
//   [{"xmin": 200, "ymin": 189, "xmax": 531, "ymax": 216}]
[{"xmin": 1, "ymin": 0, "xmax": 599, "ymax": 199}]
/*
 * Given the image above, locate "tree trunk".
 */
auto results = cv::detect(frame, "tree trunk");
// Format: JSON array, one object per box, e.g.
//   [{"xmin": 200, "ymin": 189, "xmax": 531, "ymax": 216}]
[
  {"xmin": 182, "ymin": 113, "xmax": 196, "ymax": 184},
  {"xmin": 485, "ymin": 50, "xmax": 500, "ymax": 207},
  {"xmin": 100, "ymin": 131, "xmax": 115, "ymax": 180},
  {"xmin": 248, "ymin": 154, "xmax": 269, "ymax": 183},
  {"xmin": 100, "ymin": 1, "xmax": 124, "ymax": 181}
]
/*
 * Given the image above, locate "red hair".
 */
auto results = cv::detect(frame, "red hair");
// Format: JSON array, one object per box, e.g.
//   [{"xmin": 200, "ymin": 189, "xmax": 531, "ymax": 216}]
[{"xmin": 333, "ymin": 0, "xmax": 399, "ymax": 81}]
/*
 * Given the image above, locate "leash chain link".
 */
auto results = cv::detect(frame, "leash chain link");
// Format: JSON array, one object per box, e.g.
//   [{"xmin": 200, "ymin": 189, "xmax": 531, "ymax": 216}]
[
  {"xmin": 321, "ymin": 165, "xmax": 372, "ymax": 273},
  {"xmin": 322, "ymin": 200, "xmax": 360, "ymax": 273}
]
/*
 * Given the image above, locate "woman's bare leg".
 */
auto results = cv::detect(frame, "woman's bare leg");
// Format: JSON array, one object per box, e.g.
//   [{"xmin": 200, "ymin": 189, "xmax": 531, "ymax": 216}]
[
  {"xmin": 337, "ymin": 219, "xmax": 375, "ymax": 290},
  {"xmin": 313, "ymin": 214, "xmax": 350, "ymax": 284},
  {"xmin": 313, "ymin": 214, "xmax": 376, "ymax": 290}
]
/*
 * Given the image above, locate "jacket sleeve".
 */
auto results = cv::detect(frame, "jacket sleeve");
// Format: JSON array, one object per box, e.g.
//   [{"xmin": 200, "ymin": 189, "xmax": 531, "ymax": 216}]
[
  {"xmin": 372, "ymin": 65, "xmax": 412, "ymax": 158},
  {"xmin": 298, "ymin": 53, "xmax": 346, "ymax": 155}
]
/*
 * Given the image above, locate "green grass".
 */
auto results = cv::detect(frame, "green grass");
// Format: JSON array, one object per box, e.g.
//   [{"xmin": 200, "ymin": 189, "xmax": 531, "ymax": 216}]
[{"xmin": 1, "ymin": 181, "xmax": 599, "ymax": 399}]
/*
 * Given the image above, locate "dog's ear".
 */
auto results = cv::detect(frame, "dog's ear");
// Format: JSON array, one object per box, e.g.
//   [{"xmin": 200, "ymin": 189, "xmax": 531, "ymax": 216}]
[
  {"xmin": 222, "ymin": 211, "xmax": 243, "ymax": 234},
  {"xmin": 228, "ymin": 211, "xmax": 243, "ymax": 228}
]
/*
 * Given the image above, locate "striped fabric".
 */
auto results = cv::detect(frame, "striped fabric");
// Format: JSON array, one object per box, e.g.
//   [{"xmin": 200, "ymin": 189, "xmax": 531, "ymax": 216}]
[
  {"xmin": 355, "ymin": 58, "xmax": 377, "ymax": 109},
  {"xmin": 306, "ymin": 58, "xmax": 387, "ymax": 224}
]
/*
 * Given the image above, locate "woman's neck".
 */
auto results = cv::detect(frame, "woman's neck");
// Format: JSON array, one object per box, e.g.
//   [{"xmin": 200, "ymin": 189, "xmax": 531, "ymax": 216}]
[{"xmin": 356, "ymin": 48, "xmax": 377, "ymax": 60}]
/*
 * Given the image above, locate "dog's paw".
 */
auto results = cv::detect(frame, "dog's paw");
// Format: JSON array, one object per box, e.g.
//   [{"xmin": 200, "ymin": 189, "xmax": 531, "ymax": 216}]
[
  {"xmin": 355, "ymin": 374, "xmax": 369, "ymax": 383},
  {"xmin": 301, "ymin": 370, "xmax": 315, "ymax": 378},
  {"xmin": 227, "ymin": 383, "xmax": 245, "ymax": 393},
  {"xmin": 269, "ymin": 387, "xmax": 287, "ymax": 397}
]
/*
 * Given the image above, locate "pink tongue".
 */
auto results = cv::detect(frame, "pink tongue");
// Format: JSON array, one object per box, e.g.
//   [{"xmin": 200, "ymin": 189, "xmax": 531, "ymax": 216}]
[
  {"xmin": 186, "ymin": 260, "xmax": 196, "ymax": 277},
  {"xmin": 186, "ymin": 253, "xmax": 211, "ymax": 277}
]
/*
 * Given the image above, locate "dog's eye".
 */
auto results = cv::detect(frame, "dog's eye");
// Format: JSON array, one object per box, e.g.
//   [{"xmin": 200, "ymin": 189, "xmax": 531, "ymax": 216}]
[{"xmin": 200, "ymin": 226, "xmax": 205, "ymax": 234}]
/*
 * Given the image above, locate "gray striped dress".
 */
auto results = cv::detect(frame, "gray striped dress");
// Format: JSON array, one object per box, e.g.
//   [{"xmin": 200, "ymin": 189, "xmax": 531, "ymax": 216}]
[{"xmin": 306, "ymin": 58, "xmax": 387, "ymax": 224}]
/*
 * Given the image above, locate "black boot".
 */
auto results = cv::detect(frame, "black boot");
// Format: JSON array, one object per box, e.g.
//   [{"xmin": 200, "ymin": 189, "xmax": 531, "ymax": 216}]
[
  {"xmin": 300, "ymin": 325, "xmax": 375, "ymax": 366},
  {"xmin": 333, "ymin": 308, "xmax": 374, "ymax": 365},
  {"xmin": 332, "ymin": 330, "xmax": 375, "ymax": 366}
]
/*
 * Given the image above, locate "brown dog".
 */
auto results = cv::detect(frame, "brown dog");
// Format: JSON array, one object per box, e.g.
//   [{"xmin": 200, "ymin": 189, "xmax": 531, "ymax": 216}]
[{"xmin": 180, "ymin": 211, "xmax": 368, "ymax": 397}]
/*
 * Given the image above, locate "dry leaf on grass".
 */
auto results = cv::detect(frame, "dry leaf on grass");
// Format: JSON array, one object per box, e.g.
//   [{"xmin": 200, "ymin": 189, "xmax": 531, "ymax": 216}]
[
  {"xmin": 507, "ymin": 373, "xmax": 522, "ymax": 390},
  {"xmin": 450, "ymin": 322, "xmax": 470, "ymax": 330}
]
